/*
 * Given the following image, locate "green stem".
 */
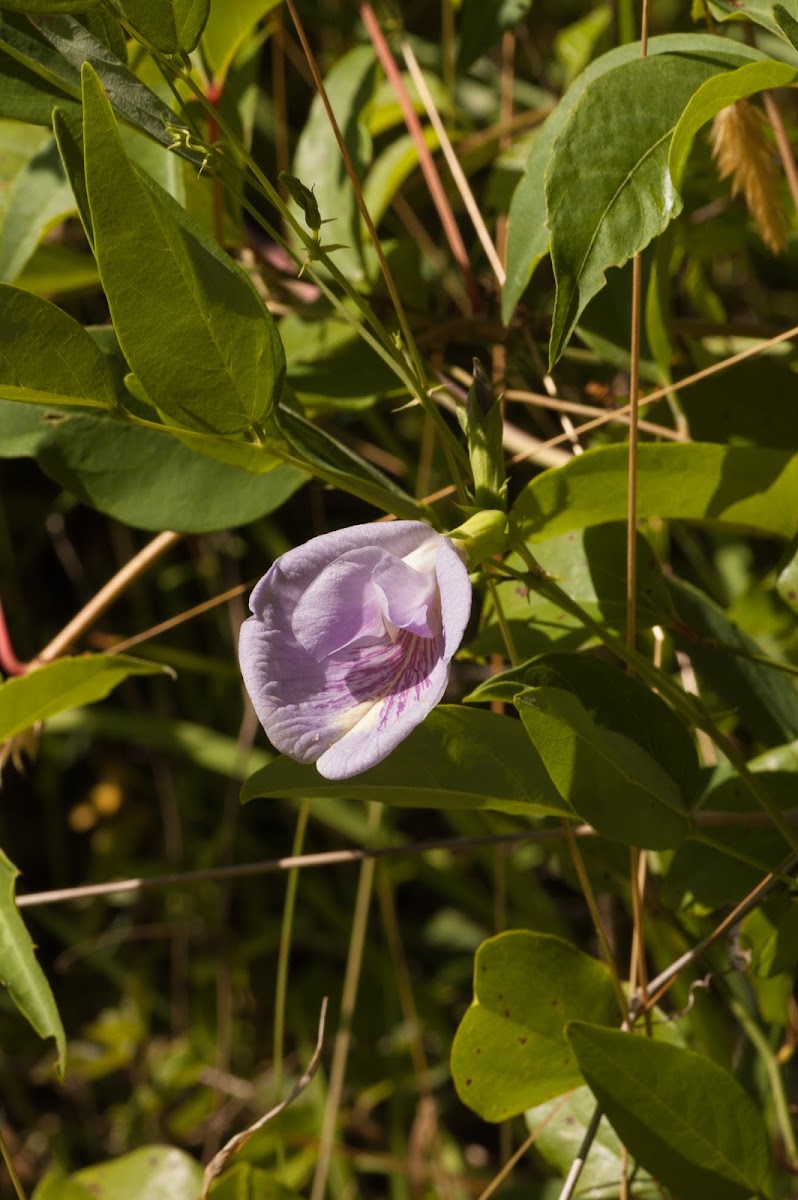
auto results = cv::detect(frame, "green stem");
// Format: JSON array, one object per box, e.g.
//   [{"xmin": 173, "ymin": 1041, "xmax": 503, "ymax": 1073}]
[
  {"xmin": 273, "ymin": 799, "xmax": 310, "ymax": 1096},
  {"xmin": 562, "ymin": 821, "xmax": 628, "ymax": 1022},
  {"xmin": 310, "ymin": 803, "xmax": 382, "ymax": 1200},
  {"xmin": 0, "ymin": 1125, "xmax": 28, "ymax": 1200},
  {"xmin": 487, "ymin": 578, "xmax": 520, "ymax": 666},
  {"xmin": 730, "ymin": 996, "xmax": 798, "ymax": 1169}
]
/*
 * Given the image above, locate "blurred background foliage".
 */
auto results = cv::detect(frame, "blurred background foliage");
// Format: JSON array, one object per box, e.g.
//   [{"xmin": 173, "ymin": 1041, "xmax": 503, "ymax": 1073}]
[{"xmin": 1, "ymin": 0, "xmax": 798, "ymax": 1196}]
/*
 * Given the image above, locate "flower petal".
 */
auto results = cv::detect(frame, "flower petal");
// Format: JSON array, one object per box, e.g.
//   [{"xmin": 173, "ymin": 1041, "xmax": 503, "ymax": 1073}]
[
  {"xmin": 291, "ymin": 548, "xmax": 389, "ymax": 660},
  {"xmin": 239, "ymin": 522, "xmax": 473, "ymax": 779}
]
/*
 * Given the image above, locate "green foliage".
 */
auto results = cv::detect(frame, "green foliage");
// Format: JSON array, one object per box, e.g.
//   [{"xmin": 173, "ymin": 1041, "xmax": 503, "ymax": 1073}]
[
  {"xmin": 515, "ymin": 443, "xmax": 798, "ymax": 541},
  {"xmin": 451, "ymin": 931, "xmax": 618, "ymax": 1119},
  {"xmin": 0, "ymin": 851, "xmax": 66, "ymax": 1078},
  {"xmin": 82, "ymin": 64, "xmax": 285, "ymax": 435},
  {"xmin": 0, "ymin": 655, "xmax": 168, "ymax": 741},
  {"xmin": 242, "ymin": 706, "xmax": 571, "ymax": 817},
  {"xmin": 1, "ymin": 1, "xmax": 798, "ymax": 1196},
  {"xmin": 567, "ymin": 1023, "xmax": 774, "ymax": 1200},
  {"xmin": 516, "ymin": 687, "xmax": 689, "ymax": 848}
]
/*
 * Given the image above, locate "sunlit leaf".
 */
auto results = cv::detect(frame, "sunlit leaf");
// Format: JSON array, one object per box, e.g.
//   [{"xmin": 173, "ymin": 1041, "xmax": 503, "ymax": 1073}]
[
  {"xmin": 451, "ymin": 931, "xmax": 618, "ymax": 1119},
  {"xmin": 568, "ymin": 1022, "xmax": 773, "ymax": 1200},
  {"xmin": 242, "ymin": 706, "xmax": 572, "ymax": 818},
  {"xmin": 0, "ymin": 851, "xmax": 66, "ymax": 1078}
]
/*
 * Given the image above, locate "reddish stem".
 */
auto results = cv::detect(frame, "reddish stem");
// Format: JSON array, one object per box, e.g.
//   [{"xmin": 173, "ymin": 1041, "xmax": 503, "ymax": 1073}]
[
  {"xmin": 360, "ymin": 3, "xmax": 480, "ymax": 312},
  {"xmin": 0, "ymin": 599, "xmax": 29, "ymax": 676}
]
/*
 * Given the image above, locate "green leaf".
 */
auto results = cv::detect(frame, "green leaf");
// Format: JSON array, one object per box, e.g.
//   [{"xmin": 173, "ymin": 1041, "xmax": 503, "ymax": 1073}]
[
  {"xmin": 457, "ymin": 0, "xmax": 533, "ymax": 74},
  {"xmin": 0, "ymin": 284, "xmax": 116, "ymax": 408},
  {"xmin": 32, "ymin": 1169, "xmax": 94, "ymax": 1200},
  {"xmin": 516, "ymin": 688, "xmax": 689, "ymax": 849},
  {"xmin": 669, "ymin": 575, "xmax": 798, "ymax": 744},
  {"xmin": 742, "ymin": 897, "xmax": 798, "ymax": 977},
  {"xmin": 450, "ymin": 931, "xmax": 618, "ymax": 1120},
  {"xmin": 527, "ymin": 1086, "xmax": 661, "ymax": 1199},
  {"xmin": 241, "ymin": 705, "xmax": 572, "ymax": 819},
  {"xmin": 547, "ymin": 52, "xmax": 743, "ymax": 368},
  {"xmin": 116, "ymin": 0, "xmax": 210, "ymax": 53},
  {"xmin": 670, "ymin": 58, "xmax": 798, "ymax": 190},
  {"xmin": 0, "ymin": 654, "xmax": 168, "ymax": 742},
  {"xmin": 0, "ymin": 122, "xmax": 49, "ymax": 221},
  {"xmin": 13, "ymin": 241, "xmax": 100, "ymax": 296},
  {"xmin": 669, "ymin": 353, "xmax": 798, "ymax": 449},
  {"xmin": 774, "ymin": 3, "xmax": 798, "ymax": 49},
  {"xmin": 494, "ymin": 652, "xmax": 700, "ymax": 803},
  {"xmin": 554, "ymin": 6, "xmax": 612, "ymax": 87},
  {"xmin": 292, "ymin": 45, "xmax": 377, "ymax": 282},
  {"xmin": 201, "ymin": 0, "xmax": 282, "ymax": 82},
  {"xmin": 0, "ymin": 46, "xmax": 78, "ymax": 125},
  {"xmin": 280, "ymin": 312, "xmax": 401, "ymax": 407},
  {"xmin": 2, "ymin": 14, "xmax": 197, "ymax": 161},
  {"xmin": 0, "ymin": 136, "xmax": 75, "ymax": 282},
  {"xmin": 567, "ymin": 1022, "xmax": 773, "ymax": 1200},
  {"xmin": 777, "ymin": 541, "xmax": 798, "ymax": 612},
  {"xmin": 0, "ymin": 850, "xmax": 66, "ymax": 1078},
  {"xmin": 82, "ymin": 63, "xmax": 285, "ymax": 434},
  {"xmin": 1, "ymin": 0, "xmax": 97, "ymax": 11},
  {"xmin": 501, "ymin": 33, "xmax": 760, "ymax": 323},
  {"xmin": 0, "ymin": 400, "xmax": 307, "ymax": 533},
  {"xmin": 473, "ymin": 524, "xmax": 672, "ymax": 657},
  {"xmin": 514, "ymin": 443, "xmax": 798, "ymax": 542},
  {"xmin": 362, "ymin": 128, "xmax": 439, "ymax": 233},
  {"xmin": 52, "ymin": 103, "xmax": 92, "ymax": 245},
  {"xmin": 71, "ymin": 1146, "xmax": 203, "ymax": 1200},
  {"xmin": 710, "ymin": 0, "xmax": 798, "ymax": 38}
]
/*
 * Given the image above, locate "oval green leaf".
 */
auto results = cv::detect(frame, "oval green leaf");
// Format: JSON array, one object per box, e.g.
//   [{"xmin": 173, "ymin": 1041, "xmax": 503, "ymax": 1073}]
[
  {"xmin": 451, "ymin": 931, "xmax": 619, "ymax": 1120},
  {"xmin": 0, "ymin": 654, "xmax": 168, "ymax": 743},
  {"xmin": 516, "ymin": 687, "xmax": 689, "ymax": 849},
  {"xmin": 82, "ymin": 63, "xmax": 285, "ymax": 434},
  {"xmin": 514, "ymin": 443, "xmax": 798, "ymax": 542},
  {"xmin": 72, "ymin": 1146, "xmax": 202, "ymax": 1200},
  {"xmin": 567, "ymin": 1022, "xmax": 773, "ymax": 1200},
  {"xmin": 0, "ymin": 284, "xmax": 115, "ymax": 409},
  {"xmin": 241, "ymin": 706, "xmax": 572, "ymax": 818}
]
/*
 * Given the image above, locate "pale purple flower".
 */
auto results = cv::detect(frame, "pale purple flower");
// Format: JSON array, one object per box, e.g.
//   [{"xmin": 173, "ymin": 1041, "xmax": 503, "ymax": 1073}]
[{"xmin": 239, "ymin": 522, "xmax": 472, "ymax": 780}]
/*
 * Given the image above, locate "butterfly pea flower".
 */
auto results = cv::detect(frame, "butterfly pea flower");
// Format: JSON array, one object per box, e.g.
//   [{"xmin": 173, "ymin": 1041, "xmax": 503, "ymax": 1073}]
[{"xmin": 239, "ymin": 522, "xmax": 472, "ymax": 780}]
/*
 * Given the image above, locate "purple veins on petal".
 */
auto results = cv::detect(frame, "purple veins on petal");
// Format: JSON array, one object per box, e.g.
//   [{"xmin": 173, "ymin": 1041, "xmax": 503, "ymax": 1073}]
[{"xmin": 238, "ymin": 521, "xmax": 472, "ymax": 780}]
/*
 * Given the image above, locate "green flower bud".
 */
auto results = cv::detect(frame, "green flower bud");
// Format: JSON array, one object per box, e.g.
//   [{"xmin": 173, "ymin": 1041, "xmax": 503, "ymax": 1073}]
[
  {"xmin": 465, "ymin": 358, "xmax": 507, "ymax": 511},
  {"xmin": 447, "ymin": 509, "xmax": 509, "ymax": 569}
]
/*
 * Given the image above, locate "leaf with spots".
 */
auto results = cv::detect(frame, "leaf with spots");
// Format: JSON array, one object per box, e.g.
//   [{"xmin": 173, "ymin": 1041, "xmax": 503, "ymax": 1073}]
[{"xmin": 450, "ymin": 931, "xmax": 618, "ymax": 1121}]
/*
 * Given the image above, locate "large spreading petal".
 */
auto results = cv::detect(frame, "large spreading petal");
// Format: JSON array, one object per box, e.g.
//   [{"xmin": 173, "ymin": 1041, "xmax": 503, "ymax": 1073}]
[{"xmin": 239, "ymin": 522, "xmax": 472, "ymax": 779}]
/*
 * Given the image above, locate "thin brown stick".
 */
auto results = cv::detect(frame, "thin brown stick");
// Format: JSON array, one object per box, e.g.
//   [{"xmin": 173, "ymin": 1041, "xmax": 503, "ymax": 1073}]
[
  {"xmin": 34, "ymin": 531, "xmax": 182, "ymax": 665},
  {"xmin": 636, "ymin": 847, "xmax": 798, "ymax": 1016},
  {"xmin": 101, "ymin": 582, "xmax": 250, "ymax": 657},
  {"xmin": 202, "ymin": 997, "xmax": 328, "ymax": 1197},
  {"xmin": 16, "ymin": 827, "xmax": 599, "ymax": 908},
  {"xmin": 361, "ymin": 3, "xmax": 478, "ymax": 308},
  {"xmin": 506, "ymin": 321, "xmax": 798, "ymax": 463},
  {"xmin": 503, "ymin": 388, "xmax": 685, "ymax": 440},
  {"xmin": 401, "ymin": 41, "xmax": 505, "ymax": 285},
  {"xmin": 17, "ymin": 812, "xmax": 797, "ymax": 909},
  {"xmin": 626, "ymin": 254, "xmax": 642, "ymax": 653}
]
